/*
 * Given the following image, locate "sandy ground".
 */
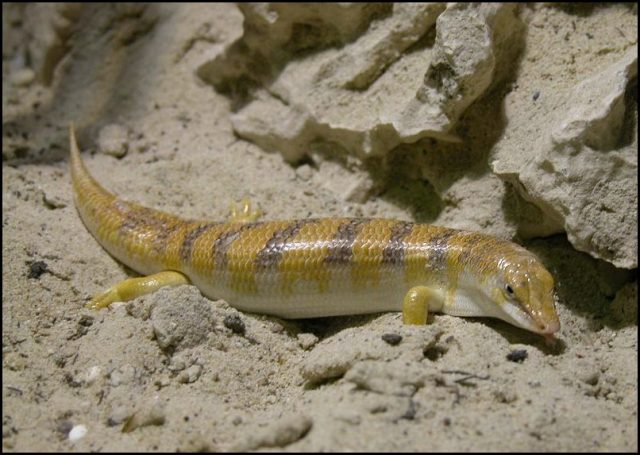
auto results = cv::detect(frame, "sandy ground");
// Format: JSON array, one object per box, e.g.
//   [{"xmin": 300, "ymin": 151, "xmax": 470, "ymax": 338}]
[{"xmin": 2, "ymin": 3, "xmax": 637, "ymax": 452}]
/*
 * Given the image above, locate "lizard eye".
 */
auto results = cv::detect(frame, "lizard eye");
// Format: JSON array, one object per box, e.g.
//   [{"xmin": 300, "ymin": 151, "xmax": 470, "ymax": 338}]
[{"xmin": 505, "ymin": 284, "xmax": 515, "ymax": 296}]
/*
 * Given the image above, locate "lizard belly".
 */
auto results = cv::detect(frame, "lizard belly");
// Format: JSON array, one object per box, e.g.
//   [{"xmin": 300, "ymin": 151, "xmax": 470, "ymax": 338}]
[{"xmin": 187, "ymin": 266, "xmax": 413, "ymax": 318}]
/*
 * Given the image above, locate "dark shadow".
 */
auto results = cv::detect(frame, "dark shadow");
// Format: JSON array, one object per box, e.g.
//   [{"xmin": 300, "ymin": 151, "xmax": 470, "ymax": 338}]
[
  {"xmin": 296, "ymin": 312, "xmax": 385, "ymax": 340},
  {"xmin": 525, "ymin": 235, "xmax": 636, "ymax": 330},
  {"xmin": 618, "ymin": 76, "xmax": 637, "ymax": 149},
  {"xmin": 549, "ymin": 3, "xmax": 627, "ymax": 17}
]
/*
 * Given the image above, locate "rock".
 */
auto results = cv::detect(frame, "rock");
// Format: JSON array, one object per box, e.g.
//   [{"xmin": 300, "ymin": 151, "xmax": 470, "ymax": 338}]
[
  {"xmin": 82, "ymin": 365, "xmax": 102, "ymax": 386},
  {"xmin": 98, "ymin": 124, "xmax": 129, "ymax": 158},
  {"xmin": 197, "ymin": 3, "xmax": 391, "ymax": 92},
  {"xmin": 68, "ymin": 424, "xmax": 87, "ymax": 443},
  {"xmin": 177, "ymin": 364, "xmax": 202, "ymax": 384},
  {"xmin": 497, "ymin": 48, "xmax": 638, "ymax": 268},
  {"xmin": 9, "ymin": 68, "xmax": 35, "ymax": 86},
  {"xmin": 297, "ymin": 333, "xmax": 319, "ymax": 350},
  {"xmin": 295, "ymin": 164, "xmax": 314, "ymax": 181},
  {"xmin": 203, "ymin": 3, "xmax": 521, "ymax": 162},
  {"xmin": 610, "ymin": 280, "xmax": 638, "ymax": 325}
]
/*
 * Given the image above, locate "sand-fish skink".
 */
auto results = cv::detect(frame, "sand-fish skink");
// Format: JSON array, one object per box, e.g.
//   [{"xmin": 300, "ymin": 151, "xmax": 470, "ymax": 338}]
[{"xmin": 69, "ymin": 124, "xmax": 560, "ymax": 338}]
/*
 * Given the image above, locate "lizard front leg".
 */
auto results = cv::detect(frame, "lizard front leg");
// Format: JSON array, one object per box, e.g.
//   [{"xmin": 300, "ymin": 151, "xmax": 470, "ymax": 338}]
[{"xmin": 402, "ymin": 286, "xmax": 437, "ymax": 325}]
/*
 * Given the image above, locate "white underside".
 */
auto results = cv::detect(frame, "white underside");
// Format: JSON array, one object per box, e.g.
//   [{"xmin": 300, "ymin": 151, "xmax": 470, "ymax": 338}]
[{"xmin": 189, "ymin": 268, "xmax": 421, "ymax": 318}]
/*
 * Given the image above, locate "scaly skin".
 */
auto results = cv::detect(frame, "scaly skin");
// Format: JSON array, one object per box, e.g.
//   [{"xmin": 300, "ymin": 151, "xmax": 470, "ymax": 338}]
[{"xmin": 69, "ymin": 124, "xmax": 560, "ymax": 337}]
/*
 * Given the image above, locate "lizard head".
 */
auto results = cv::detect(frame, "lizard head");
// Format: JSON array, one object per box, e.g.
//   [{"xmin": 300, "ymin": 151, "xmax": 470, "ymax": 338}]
[{"xmin": 487, "ymin": 254, "xmax": 560, "ymax": 338}]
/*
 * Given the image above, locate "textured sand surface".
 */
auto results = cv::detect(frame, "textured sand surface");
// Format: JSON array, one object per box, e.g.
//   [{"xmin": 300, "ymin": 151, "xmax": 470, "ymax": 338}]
[{"xmin": 2, "ymin": 3, "xmax": 637, "ymax": 451}]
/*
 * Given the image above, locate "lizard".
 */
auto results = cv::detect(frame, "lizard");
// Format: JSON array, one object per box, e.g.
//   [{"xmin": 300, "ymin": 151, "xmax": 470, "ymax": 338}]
[{"xmin": 68, "ymin": 123, "xmax": 560, "ymax": 339}]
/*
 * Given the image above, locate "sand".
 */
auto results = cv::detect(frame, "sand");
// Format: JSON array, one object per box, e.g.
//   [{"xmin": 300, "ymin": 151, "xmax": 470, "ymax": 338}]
[{"xmin": 2, "ymin": 3, "xmax": 637, "ymax": 451}]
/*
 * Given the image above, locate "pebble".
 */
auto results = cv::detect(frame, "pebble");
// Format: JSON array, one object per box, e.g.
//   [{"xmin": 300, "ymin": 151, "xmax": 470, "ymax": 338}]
[
  {"xmin": 223, "ymin": 314, "xmax": 246, "ymax": 336},
  {"xmin": 268, "ymin": 321, "xmax": 285, "ymax": 333},
  {"xmin": 295, "ymin": 164, "xmax": 314, "ymax": 181},
  {"xmin": 297, "ymin": 333, "xmax": 319, "ymax": 350},
  {"xmin": 98, "ymin": 124, "xmax": 129, "ymax": 158},
  {"xmin": 177, "ymin": 364, "xmax": 202, "ymax": 384},
  {"xmin": 10, "ymin": 68, "xmax": 35, "ymax": 87},
  {"xmin": 381, "ymin": 333, "xmax": 402, "ymax": 346},
  {"xmin": 84, "ymin": 366, "xmax": 102, "ymax": 385},
  {"xmin": 506, "ymin": 349, "xmax": 528, "ymax": 363},
  {"xmin": 68, "ymin": 424, "xmax": 87, "ymax": 443},
  {"xmin": 42, "ymin": 188, "xmax": 67, "ymax": 208}
]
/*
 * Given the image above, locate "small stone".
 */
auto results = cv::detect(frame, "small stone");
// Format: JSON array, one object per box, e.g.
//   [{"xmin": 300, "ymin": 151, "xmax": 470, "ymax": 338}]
[
  {"xmin": 98, "ymin": 124, "xmax": 129, "ymax": 158},
  {"xmin": 506, "ymin": 349, "xmax": 528, "ymax": 363},
  {"xmin": 42, "ymin": 189, "xmax": 67, "ymax": 209},
  {"xmin": 268, "ymin": 321, "xmax": 285, "ymax": 333},
  {"xmin": 68, "ymin": 424, "xmax": 87, "ymax": 442},
  {"xmin": 10, "ymin": 68, "xmax": 35, "ymax": 87},
  {"xmin": 223, "ymin": 314, "xmax": 246, "ymax": 336},
  {"xmin": 295, "ymin": 164, "xmax": 314, "ymax": 181},
  {"xmin": 168, "ymin": 356, "xmax": 187, "ymax": 372},
  {"xmin": 381, "ymin": 333, "xmax": 402, "ymax": 346},
  {"xmin": 83, "ymin": 366, "xmax": 102, "ymax": 385},
  {"xmin": 27, "ymin": 261, "xmax": 49, "ymax": 279},
  {"xmin": 177, "ymin": 364, "xmax": 202, "ymax": 384},
  {"xmin": 297, "ymin": 333, "xmax": 319, "ymax": 350}
]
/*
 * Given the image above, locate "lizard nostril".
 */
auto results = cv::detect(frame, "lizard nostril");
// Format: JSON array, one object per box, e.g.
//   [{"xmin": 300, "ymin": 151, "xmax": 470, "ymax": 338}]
[{"xmin": 540, "ymin": 320, "xmax": 560, "ymax": 334}]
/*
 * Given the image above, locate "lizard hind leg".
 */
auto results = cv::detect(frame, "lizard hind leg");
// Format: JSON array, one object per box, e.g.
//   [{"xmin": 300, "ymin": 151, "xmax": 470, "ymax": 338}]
[
  {"xmin": 402, "ymin": 286, "xmax": 436, "ymax": 325},
  {"xmin": 228, "ymin": 197, "xmax": 262, "ymax": 223},
  {"xmin": 87, "ymin": 270, "xmax": 190, "ymax": 309}
]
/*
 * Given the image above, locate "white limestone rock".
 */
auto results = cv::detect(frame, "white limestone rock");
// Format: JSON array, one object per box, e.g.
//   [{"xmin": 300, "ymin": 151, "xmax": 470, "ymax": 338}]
[
  {"xmin": 494, "ymin": 47, "xmax": 638, "ymax": 269},
  {"xmin": 203, "ymin": 3, "xmax": 522, "ymax": 162}
]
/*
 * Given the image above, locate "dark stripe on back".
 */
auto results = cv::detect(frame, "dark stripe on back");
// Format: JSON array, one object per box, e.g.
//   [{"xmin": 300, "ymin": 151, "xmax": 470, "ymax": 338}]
[
  {"xmin": 117, "ymin": 201, "xmax": 183, "ymax": 253},
  {"xmin": 254, "ymin": 219, "xmax": 316, "ymax": 270},
  {"xmin": 429, "ymin": 228, "xmax": 458, "ymax": 270},
  {"xmin": 180, "ymin": 222, "xmax": 223, "ymax": 262},
  {"xmin": 214, "ymin": 222, "xmax": 263, "ymax": 269},
  {"xmin": 324, "ymin": 218, "xmax": 369, "ymax": 265},
  {"xmin": 381, "ymin": 221, "xmax": 414, "ymax": 265}
]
